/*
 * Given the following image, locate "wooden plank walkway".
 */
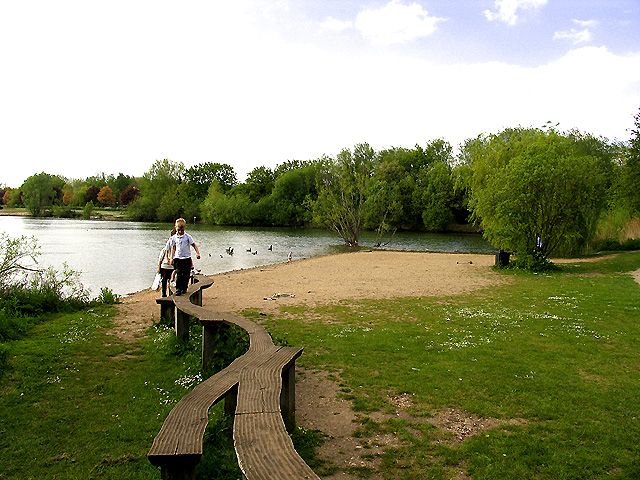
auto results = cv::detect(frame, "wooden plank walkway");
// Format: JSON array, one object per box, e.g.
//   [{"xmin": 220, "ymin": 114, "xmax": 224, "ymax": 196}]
[{"xmin": 148, "ymin": 275, "xmax": 320, "ymax": 480}]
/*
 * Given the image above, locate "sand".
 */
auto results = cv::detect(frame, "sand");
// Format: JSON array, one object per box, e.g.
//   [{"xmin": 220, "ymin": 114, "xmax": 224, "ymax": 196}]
[{"xmin": 115, "ymin": 250, "xmax": 503, "ymax": 340}]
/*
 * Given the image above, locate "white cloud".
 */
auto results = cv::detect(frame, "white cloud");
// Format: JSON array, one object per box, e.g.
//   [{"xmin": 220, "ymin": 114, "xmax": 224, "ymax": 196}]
[
  {"xmin": 573, "ymin": 18, "xmax": 598, "ymax": 28},
  {"xmin": 354, "ymin": 0, "xmax": 445, "ymax": 46},
  {"xmin": 553, "ymin": 28, "xmax": 592, "ymax": 45},
  {"xmin": 554, "ymin": 19, "xmax": 597, "ymax": 45},
  {"xmin": 484, "ymin": 0, "xmax": 548, "ymax": 26},
  {"xmin": 1, "ymin": 2, "xmax": 638, "ymax": 188},
  {"xmin": 319, "ymin": 16, "xmax": 353, "ymax": 33}
]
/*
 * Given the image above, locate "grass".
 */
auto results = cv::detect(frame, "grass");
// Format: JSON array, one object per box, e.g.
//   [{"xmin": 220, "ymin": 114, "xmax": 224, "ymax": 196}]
[
  {"xmin": 262, "ymin": 251, "xmax": 640, "ymax": 479},
  {"xmin": 0, "ymin": 309, "xmax": 240, "ymax": 479},
  {"xmin": 1, "ymin": 251, "xmax": 639, "ymax": 479}
]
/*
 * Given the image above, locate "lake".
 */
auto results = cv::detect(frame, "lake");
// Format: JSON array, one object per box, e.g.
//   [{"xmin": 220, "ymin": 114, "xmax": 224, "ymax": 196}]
[{"xmin": 0, "ymin": 216, "xmax": 493, "ymax": 296}]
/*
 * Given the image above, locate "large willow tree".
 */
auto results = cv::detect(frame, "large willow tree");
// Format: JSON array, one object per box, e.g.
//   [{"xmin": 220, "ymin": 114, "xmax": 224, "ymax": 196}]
[{"xmin": 466, "ymin": 127, "xmax": 610, "ymax": 267}]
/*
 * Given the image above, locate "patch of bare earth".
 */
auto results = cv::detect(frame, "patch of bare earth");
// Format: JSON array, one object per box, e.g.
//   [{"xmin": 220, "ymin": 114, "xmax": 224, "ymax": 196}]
[
  {"xmin": 298, "ymin": 370, "xmax": 527, "ymax": 479},
  {"xmin": 107, "ymin": 289, "xmax": 158, "ymax": 342}
]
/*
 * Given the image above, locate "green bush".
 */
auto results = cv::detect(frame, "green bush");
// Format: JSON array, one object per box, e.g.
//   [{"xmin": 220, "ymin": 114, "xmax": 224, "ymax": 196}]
[
  {"xmin": 595, "ymin": 238, "xmax": 640, "ymax": 252},
  {"xmin": 0, "ymin": 311, "xmax": 32, "ymax": 342},
  {"xmin": 95, "ymin": 287, "xmax": 121, "ymax": 305},
  {"xmin": 51, "ymin": 205, "xmax": 79, "ymax": 218}
]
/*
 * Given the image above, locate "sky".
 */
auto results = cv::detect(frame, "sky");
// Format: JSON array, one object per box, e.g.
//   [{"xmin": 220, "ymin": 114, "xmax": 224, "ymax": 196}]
[{"xmin": 1, "ymin": 0, "xmax": 639, "ymax": 188}]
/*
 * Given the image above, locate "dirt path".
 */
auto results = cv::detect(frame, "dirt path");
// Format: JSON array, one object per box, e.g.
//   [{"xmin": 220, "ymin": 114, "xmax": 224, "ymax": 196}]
[{"xmin": 112, "ymin": 250, "xmax": 505, "ymax": 478}]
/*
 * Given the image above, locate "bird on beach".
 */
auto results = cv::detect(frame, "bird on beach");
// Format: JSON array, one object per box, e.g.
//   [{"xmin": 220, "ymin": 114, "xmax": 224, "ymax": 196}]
[
  {"xmin": 268, "ymin": 244, "xmax": 273, "ymax": 251},
  {"xmin": 246, "ymin": 247, "xmax": 252, "ymax": 252},
  {"xmin": 252, "ymin": 250, "xmax": 258, "ymax": 255}
]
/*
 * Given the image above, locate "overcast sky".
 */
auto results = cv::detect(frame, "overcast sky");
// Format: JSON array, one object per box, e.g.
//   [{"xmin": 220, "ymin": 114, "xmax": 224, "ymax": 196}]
[{"xmin": 1, "ymin": 0, "xmax": 639, "ymax": 187}]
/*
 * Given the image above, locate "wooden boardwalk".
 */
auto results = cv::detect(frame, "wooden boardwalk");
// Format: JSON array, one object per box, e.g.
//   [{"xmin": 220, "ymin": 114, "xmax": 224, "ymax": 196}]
[{"xmin": 148, "ymin": 275, "xmax": 320, "ymax": 480}]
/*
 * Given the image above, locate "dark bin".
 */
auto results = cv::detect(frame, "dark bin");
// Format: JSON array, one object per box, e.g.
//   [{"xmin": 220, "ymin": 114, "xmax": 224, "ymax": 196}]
[{"xmin": 495, "ymin": 250, "xmax": 510, "ymax": 267}]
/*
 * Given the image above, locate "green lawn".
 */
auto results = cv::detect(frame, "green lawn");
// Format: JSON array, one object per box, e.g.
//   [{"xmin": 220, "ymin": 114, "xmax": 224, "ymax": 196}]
[
  {"xmin": 263, "ymin": 252, "xmax": 640, "ymax": 479},
  {"xmin": 1, "ymin": 252, "xmax": 639, "ymax": 479},
  {"xmin": 0, "ymin": 309, "xmax": 234, "ymax": 479}
]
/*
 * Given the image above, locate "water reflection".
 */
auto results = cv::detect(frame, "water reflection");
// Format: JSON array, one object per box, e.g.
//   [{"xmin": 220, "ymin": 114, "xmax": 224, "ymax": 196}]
[{"xmin": 0, "ymin": 216, "xmax": 492, "ymax": 296}]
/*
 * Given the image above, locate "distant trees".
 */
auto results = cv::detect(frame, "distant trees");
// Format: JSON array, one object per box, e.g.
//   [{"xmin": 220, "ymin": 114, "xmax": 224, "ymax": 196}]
[{"xmin": 8, "ymin": 107, "xmax": 639, "ymax": 264}]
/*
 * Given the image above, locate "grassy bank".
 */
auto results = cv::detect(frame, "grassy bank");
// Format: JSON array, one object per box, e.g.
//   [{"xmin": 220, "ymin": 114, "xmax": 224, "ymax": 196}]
[
  {"xmin": 0, "ymin": 307, "xmax": 241, "ymax": 479},
  {"xmin": 264, "ymin": 251, "xmax": 640, "ymax": 479},
  {"xmin": 1, "ymin": 252, "xmax": 639, "ymax": 479}
]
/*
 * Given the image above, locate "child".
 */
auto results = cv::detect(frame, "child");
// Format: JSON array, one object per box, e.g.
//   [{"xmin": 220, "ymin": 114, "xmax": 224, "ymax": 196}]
[
  {"xmin": 156, "ymin": 228, "xmax": 175, "ymax": 297},
  {"xmin": 168, "ymin": 218, "xmax": 201, "ymax": 296}
]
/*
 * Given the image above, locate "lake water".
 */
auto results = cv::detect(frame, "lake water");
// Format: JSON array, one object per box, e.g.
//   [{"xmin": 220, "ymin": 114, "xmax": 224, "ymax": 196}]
[{"xmin": 0, "ymin": 216, "xmax": 493, "ymax": 297}]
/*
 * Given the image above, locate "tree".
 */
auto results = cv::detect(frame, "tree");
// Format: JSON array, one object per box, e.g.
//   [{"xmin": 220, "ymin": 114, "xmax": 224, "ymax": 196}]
[
  {"xmin": 1, "ymin": 188, "xmax": 11, "ymax": 206},
  {"xmin": 243, "ymin": 166, "xmax": 276, "ymax": 203},
  {"xmin": 108, "ymin": 173, "xmax": 135, "ymax": 206},
  {"xmin": 622, "ymin": 107, "xmax": 640, "ymax": 214},
  {"xmin": 120, "ymin": 184, "xmax": 140, "ymax": 206},
  {"xmin": 365, "ymin": 148, "xmax": 421, "ymax": 231},
  {"xmin": 267, "ymin": 163, "xmax": 319, "ymax": 226},
  {"xmin": 84, "ymin": 185, "xmax": 101, "ymax": 205},
  {"xmin": 314, "ymin": 144, "xmax": 375, "ymax": 247},
  {"xmin": 5, "ymin": 188, "xmax": 23, "ymax": 207},
  {"xmin": 412, "ymin": 140, "xmax": 455, "ymax": 227},
  {"xmin": 467, "ymin": 128, "xmax": 609, "ymax": 267},
  {"xmin": 184, "ymin": 162, "xmax": 237, "ymax": 197},
  {"xmin": 201, "ymin": 183, "xmax": 256, "ymax": 225},
  {"xmin": 62, "ymin": 186, "xmax": 74, "ymax": 206},
  {"xmin": 0, "ymin": 235, "xmax": 40, "ymax": 289},
  {"xmin": 97, "ymin": 185, "xmax": 115, "ymax": 206},
  {"xmin": 128, "ymin": 159, "xmax": 184, "ymax": 221},
  {"xmin": 364, "ymin": 152, "xmax": 411, "ymax": 240},
  {"xmin": 420, "ymin": 161, "xmax": 454, "ymax": 231},
  {"xmin": 20, "ymin": 172, "xmax": 65, "ymax": 216}
]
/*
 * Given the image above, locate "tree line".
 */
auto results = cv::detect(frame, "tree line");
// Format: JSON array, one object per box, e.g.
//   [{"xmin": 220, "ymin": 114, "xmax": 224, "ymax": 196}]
[{"xmin": 2, "ymin": 108, "xmax": 639, "ymax": 267}]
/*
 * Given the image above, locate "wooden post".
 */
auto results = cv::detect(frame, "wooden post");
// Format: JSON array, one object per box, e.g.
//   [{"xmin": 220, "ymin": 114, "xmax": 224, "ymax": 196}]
[
  {"xmin": 159, "ymin": 458, "xmax": 198, "ymax": 480},
  {"xmin": 201, "ymin": 323, "xmax": 219, "ymax": 371},
  {"xmin": 160, "ymin": 302, "xmax": 175, "ymax": 325},
  {"xmin": 280, "ymin": 363, "xmax": 296, "ymax": 432},
  {"xmin": 175, "ymin": 309, "xmax": 190, "ymax": 342},
  {"xmin": 224, "ymin": 384, "xmax": 238, "ymax": 417}
]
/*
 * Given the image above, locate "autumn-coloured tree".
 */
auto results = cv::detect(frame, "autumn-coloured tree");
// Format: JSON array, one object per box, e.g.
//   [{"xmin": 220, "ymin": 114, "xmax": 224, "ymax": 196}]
[
  {"xmin": 84, "ymin": 185, "xmax": 100, "ymax": 204},
  {"xmin": 62, "ymin": 189, "xmax": 73, "ymax": 206},
  {"xmin": 120, "ymin": 184, "xmax": 140, "ymax": 206},
  {"xmin": 97, "ymin": 185, "xmax": 115, "ymax": 206}
]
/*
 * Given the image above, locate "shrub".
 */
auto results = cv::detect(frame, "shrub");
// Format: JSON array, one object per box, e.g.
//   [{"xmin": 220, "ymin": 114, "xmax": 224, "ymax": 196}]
[{"xmin": 95, "ymin": 287, "xmax": 120, "ymax": 305}]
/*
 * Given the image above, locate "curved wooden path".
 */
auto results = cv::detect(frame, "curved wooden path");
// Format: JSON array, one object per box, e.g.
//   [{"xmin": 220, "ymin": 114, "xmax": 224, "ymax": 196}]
[{"xmin": 148, "ymin": 275, "xmax": 320, "ymax": 480}]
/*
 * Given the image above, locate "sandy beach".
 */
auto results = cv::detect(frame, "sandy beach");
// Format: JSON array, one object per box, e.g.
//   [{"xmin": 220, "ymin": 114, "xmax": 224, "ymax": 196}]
[{"xmin": 115, "ymin": 250, "xmax": 504, "ymax": 339}]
